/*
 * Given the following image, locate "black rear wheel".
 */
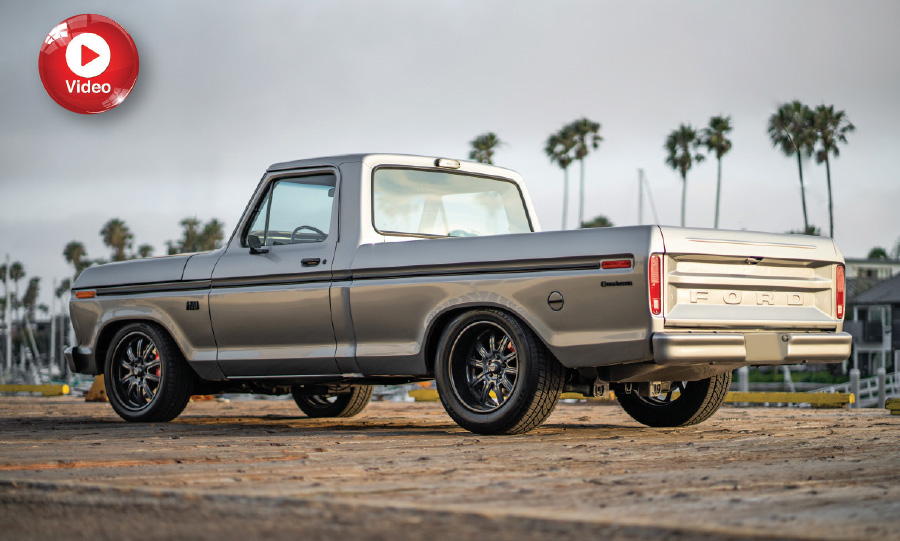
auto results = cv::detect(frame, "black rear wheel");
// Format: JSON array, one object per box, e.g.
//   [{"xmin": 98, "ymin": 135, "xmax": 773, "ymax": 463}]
[
  {"xmin": 104, "ymin": 322, "xmax": 195, "ymax": 422},
  {"xmin": 291, "ymin": 385, "xmax": 373, "ymax": 418},
  {"xmin": 435, "ymin": 309, "xmax": 564, "ymax": 435},
  {"xmin": 616, "ymin": 372, "xmax": 732, "ymax": 427}
]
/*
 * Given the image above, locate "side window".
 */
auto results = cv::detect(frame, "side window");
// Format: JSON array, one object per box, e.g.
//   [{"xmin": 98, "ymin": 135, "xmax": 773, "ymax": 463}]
[{"xmin": 245, "ymin": 174, "xmax": 336, "ymax": 246}]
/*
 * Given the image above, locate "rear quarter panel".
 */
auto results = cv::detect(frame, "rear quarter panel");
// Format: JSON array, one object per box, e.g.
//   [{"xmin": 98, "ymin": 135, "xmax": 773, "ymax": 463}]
[{"xmin": 347, "ymin": 226, "xmax": 662, "ymax": 373}]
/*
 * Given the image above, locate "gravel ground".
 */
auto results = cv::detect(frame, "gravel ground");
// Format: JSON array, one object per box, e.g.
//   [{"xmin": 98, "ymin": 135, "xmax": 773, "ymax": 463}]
[{"xmin": 0, "ymin": 396, "xmax": 897, "ymax": 540}]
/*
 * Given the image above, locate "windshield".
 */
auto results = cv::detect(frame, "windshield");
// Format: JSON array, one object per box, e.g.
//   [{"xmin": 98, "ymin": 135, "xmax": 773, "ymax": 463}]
[{"xmin": 373, "ymin": 168, "xmax": 532, "ymax": 238}]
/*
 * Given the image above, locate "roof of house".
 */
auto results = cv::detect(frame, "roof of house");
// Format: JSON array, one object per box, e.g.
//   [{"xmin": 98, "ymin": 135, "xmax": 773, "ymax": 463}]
[{"xmin": 852, "ymin": 272, "xmax": 900, "ymax": 305}]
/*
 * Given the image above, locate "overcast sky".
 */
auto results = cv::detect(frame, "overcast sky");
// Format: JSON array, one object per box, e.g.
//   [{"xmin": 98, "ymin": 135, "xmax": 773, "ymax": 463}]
[{"xmin": 2, "ymin": 0, "xmax": 899, "ymax": 311}]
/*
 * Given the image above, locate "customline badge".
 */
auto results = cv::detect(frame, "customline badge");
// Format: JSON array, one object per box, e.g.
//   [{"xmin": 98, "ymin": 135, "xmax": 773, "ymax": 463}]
[{"xmin": 39, "ymin": 14, "xmax": 139, "ymax": 114}]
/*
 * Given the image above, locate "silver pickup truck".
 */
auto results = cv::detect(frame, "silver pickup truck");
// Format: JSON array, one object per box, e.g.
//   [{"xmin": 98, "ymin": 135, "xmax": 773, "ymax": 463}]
[{"xmin": 66, "ymin": 154, "xmax": 851, "ymax": 434}]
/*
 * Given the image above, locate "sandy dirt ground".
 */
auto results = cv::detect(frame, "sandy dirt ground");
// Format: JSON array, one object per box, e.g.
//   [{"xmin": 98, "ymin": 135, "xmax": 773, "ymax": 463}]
[{"xmin": 0, "ymin": 396, "xmax": 897, "ymax": 540}]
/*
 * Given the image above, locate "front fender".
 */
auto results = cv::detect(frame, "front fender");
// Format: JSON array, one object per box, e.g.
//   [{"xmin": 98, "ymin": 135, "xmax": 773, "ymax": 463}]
[{"xmin": 70, "ymin": 290, "xmax": 221, "ymax": 379}]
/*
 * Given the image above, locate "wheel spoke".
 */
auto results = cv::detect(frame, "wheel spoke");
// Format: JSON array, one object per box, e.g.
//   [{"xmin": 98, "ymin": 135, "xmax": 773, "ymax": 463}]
[
  {"xmin": 145, "ymin": 374, "xmax": 160, "ymax": 383},
  {"xmin": 127, "ymin": 379, "xmax": 139, "ymax": 401},
  {"xmin": 490, "ymin": 382, "xmax": 502, "ymax": 406},
  {"xmin": 479, "ymin": 383, "xmax": 491, "ymax": 407},
  {"xmin": 140, "ymin": 343, "xmax": 155, "ymax": 362},
  {"xmin": 476, "ymin": 343, "xmax": 490, "ymax": 359},
  {"xmin": 498, "ymin": 335, "xmax": 509, "ymax": 353}
]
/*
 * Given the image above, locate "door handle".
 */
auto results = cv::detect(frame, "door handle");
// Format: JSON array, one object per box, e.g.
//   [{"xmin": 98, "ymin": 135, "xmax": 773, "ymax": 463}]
[{"xmin": 301, "ymin": 258, "xmax": 321, "ymax": 267}]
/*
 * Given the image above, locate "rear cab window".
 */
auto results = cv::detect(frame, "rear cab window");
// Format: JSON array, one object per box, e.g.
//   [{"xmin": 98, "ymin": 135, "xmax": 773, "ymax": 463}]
[{"xmin": 373, "ymin": 168, "xmax": 532, "ymax": 238}]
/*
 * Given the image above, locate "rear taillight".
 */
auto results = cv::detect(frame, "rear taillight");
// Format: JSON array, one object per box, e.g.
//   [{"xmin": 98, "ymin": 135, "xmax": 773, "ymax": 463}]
[
  {"xmin": 836, "ymin": 265, "xmax": 845, "ymax": 319},
  {"xmin": 649, "ymin": 254, "xmax": 662, "ymax": 315}
]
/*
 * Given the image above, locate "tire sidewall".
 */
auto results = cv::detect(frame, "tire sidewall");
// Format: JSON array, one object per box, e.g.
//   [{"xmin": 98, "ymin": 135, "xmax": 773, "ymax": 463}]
[{"xmin": 435, "ymin": 310, "xmax": 539, "ymax": 433}]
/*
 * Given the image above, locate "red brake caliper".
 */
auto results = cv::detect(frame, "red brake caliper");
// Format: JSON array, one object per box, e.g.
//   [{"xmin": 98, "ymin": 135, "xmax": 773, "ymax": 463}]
[{"xmin": 154, "ymin": 352, "xmax": 160, "ymax": 377}]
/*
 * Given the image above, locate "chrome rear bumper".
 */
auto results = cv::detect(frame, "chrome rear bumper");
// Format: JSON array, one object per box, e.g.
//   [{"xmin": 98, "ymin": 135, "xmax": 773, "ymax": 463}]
[{"xmin": 652, "ymin": 332, "xmax": 851, "ymax": 365}]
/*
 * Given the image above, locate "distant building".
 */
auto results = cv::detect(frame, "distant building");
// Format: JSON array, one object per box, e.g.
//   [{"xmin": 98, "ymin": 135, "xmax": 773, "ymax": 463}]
[
  {"xmin": 845, "ymin": 258, "xmax": 900, "ymax": 280},
  {"xmin": 845, "ymin": 271, "xmax": 900, "ymax": 376},
  {"xmin": 845, "ymin": 258, "xmax": 900, "ymax": 300}
]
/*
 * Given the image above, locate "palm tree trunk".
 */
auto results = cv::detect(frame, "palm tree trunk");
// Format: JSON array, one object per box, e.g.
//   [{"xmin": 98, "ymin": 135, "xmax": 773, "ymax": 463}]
[
  {"xmin": 714, "ymin": 157, "xmax": 722, "ymax": 229},
  {"xmin": 578, "ymin": 158, "xmax": 585, "ymax": 227},
  {"xmin": 680, "ymin": 172, "xmax": 687, "ymax": 227},
  {"xmin": 796, "ymin": 152, "xmax": 809, "ymax": 231},
  {"xmin": 825, "ymin": 155, "xmax": 834, "ymax": 238},
  {"xmin": 562, "ymin": 166, "xmax": 569, "ymax": 230}
]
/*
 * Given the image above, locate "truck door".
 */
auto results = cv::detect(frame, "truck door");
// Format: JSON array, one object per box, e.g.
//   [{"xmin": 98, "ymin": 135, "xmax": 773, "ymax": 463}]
[{"xmin": 209, "ymin": 171, "xmax": 340, "ymax": 377}]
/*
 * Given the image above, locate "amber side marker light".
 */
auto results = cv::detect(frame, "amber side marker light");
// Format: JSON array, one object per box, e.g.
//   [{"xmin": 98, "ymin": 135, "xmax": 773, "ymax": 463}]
[
  {"xmin": 602, "ymin": 260, "xmax": 632, "ymax": 270},
  {"xmin": 75, "ymin": 290, "xmax": 96, "ymax": 299},
  {"xmin": 836, "ymin": 265, "xmax": 845, "ymax": 319}
]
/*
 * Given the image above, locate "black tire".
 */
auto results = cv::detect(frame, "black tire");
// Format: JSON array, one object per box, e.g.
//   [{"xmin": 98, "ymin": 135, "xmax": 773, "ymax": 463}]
[
  {"xmin": 104, "ymin": 322, "xmax": 195, "ymax": 423},
  {"xmin": 291, "ymin": 385, "xmax": 374, "ymax": 418},
  {"xmin": 435, "ymin": 309, "xmax": 565, "ymax": 435},
  {"xmin": 616, "ymin": 372, "xmax": 732, "ymax": 428}
]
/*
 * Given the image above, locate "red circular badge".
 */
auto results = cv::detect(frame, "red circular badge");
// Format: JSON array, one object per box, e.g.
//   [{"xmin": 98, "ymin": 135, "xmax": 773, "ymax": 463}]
[{"xmin": 38, "ymin": 14, "xmax": 139, "ymax": 114}]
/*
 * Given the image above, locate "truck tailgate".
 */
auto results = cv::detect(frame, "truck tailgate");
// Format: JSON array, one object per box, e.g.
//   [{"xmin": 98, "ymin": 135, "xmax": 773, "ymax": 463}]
[{"xmin": 658, "ymin": 227, "xmax": 841, "ymax": 330}]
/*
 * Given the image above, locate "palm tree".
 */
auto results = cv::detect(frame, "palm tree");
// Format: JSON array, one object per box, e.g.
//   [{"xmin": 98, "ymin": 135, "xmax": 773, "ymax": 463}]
[
  {"xmin": 568, "ymin": 118, "xmax": 603, "ymax": 227},
  {"xmin": 167, "ymin": 218, "xmax": 225, "ymax": 254},
  {"xmin": 812, "ymin": 104, "xmax": 855, "ymax": 238},
  {"xmin": 100, "ymin": 218, "xmax": 133, "ymax": 262},
  {"xmin": 468, "ymin": 132, "xmax": 503, "ymax": 165},
  {"xmin": 55, "ymin": 278, "xmax": 71, "ymax": 299},
  {"xmin": 665, "ymin": 124, "xmax": 705, "ymax": 227},
  {"xmin": 700, "ymin": 116, "xmax": 733, "ymax": 228},
  {"xmin": 199, "ymin": 219, "xmax": 225, "ymax": 250},
  {"xmin": 63, "ymin": 241, "xmax": 90, "ymax": 278},
  {"xmin": 22, "ymin": 278, "xmax": 40, "ymax": 322},
  {"xmin": 9, "ymin": 262, "xmax": 24, "ymax": 324},
  {"xmin": 768, "ymin": 101, "xmax": 816, "ymax": 232},
  {"xmin": 137, "ymin": 244, "xmax": 154, "ymax": 258},
  {"xmin": 580, "ymin": 215, "xmax": 614, "ymax": 228},
  {"xmin": 0, "ymin": 264, "xmax": 6, "ymax": 331},
  {"xmin": 544, "ymin": 126, "xmax": 577, "ymax": 229}
]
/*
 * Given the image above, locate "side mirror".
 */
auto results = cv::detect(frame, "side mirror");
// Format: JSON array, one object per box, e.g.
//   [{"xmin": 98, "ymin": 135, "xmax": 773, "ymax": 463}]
[{"xmin": 248, "ymin": 234, "xmax": 269, "ymax": 254}]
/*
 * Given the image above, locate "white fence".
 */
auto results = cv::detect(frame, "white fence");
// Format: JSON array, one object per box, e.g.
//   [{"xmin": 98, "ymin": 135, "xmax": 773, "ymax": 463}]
[{"xmin": 815, "ymin": 370, "xmax": 900, "ymax": 408}]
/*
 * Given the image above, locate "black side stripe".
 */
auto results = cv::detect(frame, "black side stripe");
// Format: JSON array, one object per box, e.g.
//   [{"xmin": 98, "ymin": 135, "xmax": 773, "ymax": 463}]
[
  {"xmin": 94, "ymin": 280, "xmax": 211, "ymax": 297},
  {"xmin": 91, "ymin": 255, "xmax": 633, "ymax": 295}
]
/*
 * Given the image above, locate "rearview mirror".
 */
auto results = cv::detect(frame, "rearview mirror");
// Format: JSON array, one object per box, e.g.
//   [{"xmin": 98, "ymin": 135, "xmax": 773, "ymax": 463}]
[{"xmin": 248, "ymin": 234, "xmax": 269, "ymax": 254}]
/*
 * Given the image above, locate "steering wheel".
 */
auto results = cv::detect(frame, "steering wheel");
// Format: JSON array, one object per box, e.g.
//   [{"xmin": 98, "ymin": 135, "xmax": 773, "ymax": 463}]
[{"xmin": 291, "ymin": 225, "xmax": 327, "ymax": 243}]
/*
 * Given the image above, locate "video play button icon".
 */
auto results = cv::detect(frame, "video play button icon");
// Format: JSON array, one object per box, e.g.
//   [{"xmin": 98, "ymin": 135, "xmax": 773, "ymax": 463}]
[
  {"xmin": 39, "ymin": 14, "xmax": 139, "ymax": 114},
  {"xmin": 65, "ymin": 33, "xmax": 111, "ymax": 78},
  {"xmin": 81, "ymin": 45, "xmax": 100, "ymax": 66}
]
